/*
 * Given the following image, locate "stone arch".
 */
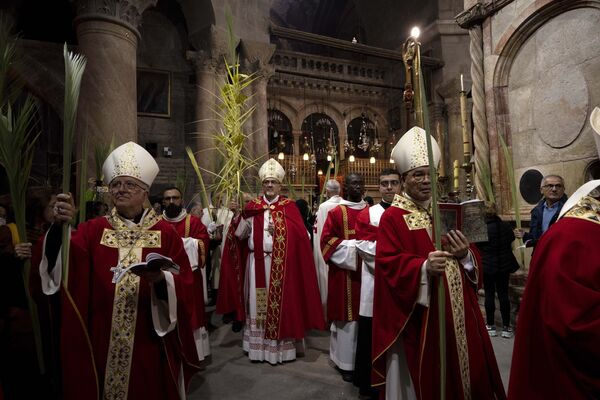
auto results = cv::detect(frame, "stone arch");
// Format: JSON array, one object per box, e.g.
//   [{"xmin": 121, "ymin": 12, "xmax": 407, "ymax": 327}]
[
  {"xmin": 177, "ymin": 0, "xmax": 216, "ymax": 50},
  {"xmin": 494, "ymin": 0, "xmax": 600, "ymax": 88},
  {"xmin": 270, "ymin": 97, "xmax": 299, "ymax": 129},
  {"xmin": 491, "ymin": 0, "xmax": 600, "ymax": 211},
  {"xmin": 342, "ymin": 105, "xmax": 389, "ymax": 132},
  {"xmin": 296, "ymin": 102, "xmax": 344, "ymax": 135}
]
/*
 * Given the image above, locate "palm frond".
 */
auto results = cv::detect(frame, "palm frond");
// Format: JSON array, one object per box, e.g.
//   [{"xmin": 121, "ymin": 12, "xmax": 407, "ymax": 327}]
[
  {"xmin": 0, "ymin": 18, "xmax": 44, "ymax": 373},
  {"xmin": 61, "ymin": 43, "xmax": 87, "ymax": 287},
  {"xmin": 499, "ymin": 134, "xmax": 526, "ymax": 267}
]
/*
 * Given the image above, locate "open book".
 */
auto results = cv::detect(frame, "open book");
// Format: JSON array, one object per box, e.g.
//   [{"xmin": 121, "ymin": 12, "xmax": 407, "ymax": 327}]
[
  {"xmin": 110, "ymin": 253, "xmax": 179, "ymax": 284},
  {"xmin": 438, "ymin": 199, "xmax": 488, "ymax": 243}
]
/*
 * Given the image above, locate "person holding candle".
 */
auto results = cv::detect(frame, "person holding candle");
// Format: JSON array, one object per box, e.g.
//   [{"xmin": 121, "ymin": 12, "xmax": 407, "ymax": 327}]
[{"xmin": 371, "ymin": 127, "xmax": 505, "ymax": 400}]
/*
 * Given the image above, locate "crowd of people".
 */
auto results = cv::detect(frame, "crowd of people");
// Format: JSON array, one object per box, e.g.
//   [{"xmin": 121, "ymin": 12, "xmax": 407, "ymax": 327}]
[{"xmin": 0, "ymin": 125, "xmax": 598, "ymax": 399}]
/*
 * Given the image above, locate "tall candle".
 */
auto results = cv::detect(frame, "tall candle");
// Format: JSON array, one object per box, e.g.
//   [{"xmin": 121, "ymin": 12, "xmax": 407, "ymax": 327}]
[
  {"xmin": 453, "ymin": 159, "xmax": 459, "ymax": 192},
  {"xmin": 436, "ymin": 121, "xmax": 446, "ymax": 177},
  {"xmin": 460, "ymin": 74, "xmax": 464, "ymax": 92},
  {"xmin": 459, "ymin": 89, "xmax": 471, "ymax": 162}
]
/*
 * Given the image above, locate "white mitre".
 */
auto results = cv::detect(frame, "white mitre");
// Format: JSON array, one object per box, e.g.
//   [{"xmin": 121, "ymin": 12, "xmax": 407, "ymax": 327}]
[
  {"xmin": 258, "ymin": 158, "xmax": 285, "ymax": 182},
  {"xmin": 390, "ymin": 126, "xmax": 441, "ymax": 174},
  {"xmin": 102, "ymin": 141, "xmax": 159, "ymax": 186}
]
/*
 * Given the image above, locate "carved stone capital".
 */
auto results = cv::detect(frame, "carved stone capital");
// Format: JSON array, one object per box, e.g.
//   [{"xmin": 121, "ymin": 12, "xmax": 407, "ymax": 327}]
[
  {"xmin": 239, "ymin": 39, "xmax": 276, "ymax": 74},
  {"xmin": 186, "ymin": 50, "xmax": 221, "ymax": 73},
  {"xmin": 75, "ymin": 0, "xmax": 157, "ymax": 33},
  {"xmin": 455, "ymin": 0, "xmax": 515, "ymax": 29}
]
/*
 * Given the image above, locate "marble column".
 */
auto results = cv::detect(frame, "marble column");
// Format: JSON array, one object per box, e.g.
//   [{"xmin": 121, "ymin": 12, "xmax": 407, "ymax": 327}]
[
  {"xmin": 74, "ymin": 0, "xmax": 156, "ymax": 155},
  {"xmin": 187, "ymin": 50, "xmax": 220, "ymax": 189}
]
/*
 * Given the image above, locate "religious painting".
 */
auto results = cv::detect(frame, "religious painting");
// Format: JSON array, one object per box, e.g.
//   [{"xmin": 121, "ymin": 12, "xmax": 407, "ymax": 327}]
[{"xmin": 137, "ymin": 68, "xmax": 171, "ymax": 118}]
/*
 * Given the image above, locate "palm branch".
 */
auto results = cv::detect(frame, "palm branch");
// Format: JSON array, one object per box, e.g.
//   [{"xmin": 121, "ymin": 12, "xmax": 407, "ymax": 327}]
[
  {"xmin": 0, "ymin": 17, "xmax": 44, "ymax": 373},
  {"xmin": 499, "ymin": 134, "xmax": 526, "ymax": 267},
  {"xmin": 61, "ymin": 43, "xmax": 87, "ymax": 286}
]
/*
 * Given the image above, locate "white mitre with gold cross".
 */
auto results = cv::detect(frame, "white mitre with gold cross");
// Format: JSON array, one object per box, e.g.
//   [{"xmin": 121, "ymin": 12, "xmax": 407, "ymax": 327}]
[
  {"xmin": 390, "ymin": 126, "xmax": 441, "ymax": 174},
  {"xmin": 102, "ymin": 141, "xmax": 159, "ymax": 186},
  {"xmin": 258, "ymin": 158, "xmax": 285, "ymax": 183}
]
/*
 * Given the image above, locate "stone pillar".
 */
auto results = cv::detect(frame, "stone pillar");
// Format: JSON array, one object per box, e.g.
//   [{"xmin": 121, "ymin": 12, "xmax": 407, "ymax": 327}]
[
  {"xmin": 457, "ymin": 2, "xmax": 495, "ymax": 202},
  {"xmin": 74, "ymin": 0, "xmax": 156, "ymax": 153},
  {"xmin": 292, "ymin": 129, "xmax": 302, "ymax": 156},
  {"xmin": 251, "ymin": 71, "xmax": 271, "ymax": 165},
  {"xmin": 187, "ymin": 50, "xmax": 221, "ymax": 189},
  {"xmin": 240, "ymin": 40, "xmax": 276, "ymax": 166}
]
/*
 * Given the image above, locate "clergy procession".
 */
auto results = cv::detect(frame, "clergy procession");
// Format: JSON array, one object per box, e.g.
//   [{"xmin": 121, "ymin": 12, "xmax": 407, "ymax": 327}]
[{"xmin": 1, "ymin": 3, "xmax": 600, "ymax": 400}]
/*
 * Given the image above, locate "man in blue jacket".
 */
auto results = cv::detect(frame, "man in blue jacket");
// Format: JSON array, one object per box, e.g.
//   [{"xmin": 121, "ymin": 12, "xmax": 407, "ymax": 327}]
[{"xmin": 515, "ymin": 174, "xmax": 567, "ymax": 247}]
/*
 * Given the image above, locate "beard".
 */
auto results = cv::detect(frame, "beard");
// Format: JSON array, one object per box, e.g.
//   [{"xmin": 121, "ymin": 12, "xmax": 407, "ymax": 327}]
[{"xmin": 164, "ymin": 203, "xmax": 183, "ymax": 219}]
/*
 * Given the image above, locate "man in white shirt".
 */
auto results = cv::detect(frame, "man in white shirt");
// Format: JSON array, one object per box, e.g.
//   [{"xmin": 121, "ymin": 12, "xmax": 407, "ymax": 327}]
[{"xmin": 354, "ymin": 168, "xmax": 401, "ymax": 399}]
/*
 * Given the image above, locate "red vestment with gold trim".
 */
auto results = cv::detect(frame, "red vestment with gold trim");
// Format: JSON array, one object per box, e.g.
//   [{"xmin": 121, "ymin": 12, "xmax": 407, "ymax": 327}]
[
  {"xmin": 56, "ymin": 210, "xmax": 200, "ymax": 400},
  {"xmin": 165, "ymin": 214, "xmax": 209, "ymax": 329},
  {"xmin": 509, "ymin": 209, "xmax": 600, "ymax": 399},
  {"xmin": 235, "ymin": 196, "xmax": 324, "ymax": 340},
  {"xmin": 320, "ymin": 204, "xmax": 363, "ymax": 322},
  {"xmin": 372, "ymin": 195, "xmax": 505, "ymax": 399}
]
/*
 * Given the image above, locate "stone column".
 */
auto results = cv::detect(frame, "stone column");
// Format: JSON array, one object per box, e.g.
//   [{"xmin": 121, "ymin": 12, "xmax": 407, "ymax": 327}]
[
  {"xmin": 240, "ymin": 40, "xmax": 276, "ymax": 166},
  {"xmin": 292, "ymin": 129, "xmax": 302, "ymax": 156},
  {"xmin": 187, "ymin": 50, "xmax": 221, "ymax": 189},
  {"xmin": 74, "ymin": 0, "xmax": 156, "ymax": 153},
  {"xmin": 251, "ymin": 70, "xmax": 272, "ymax": 165},
  {"xmin": 457, "ymin": 2, "xmax": 494, "ymax": 201}
]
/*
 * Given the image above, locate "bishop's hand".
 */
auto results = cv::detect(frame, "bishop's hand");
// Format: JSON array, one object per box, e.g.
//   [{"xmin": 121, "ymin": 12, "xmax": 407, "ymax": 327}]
[
  {"xmin": 426, "ymin": 250, "xmax": 453, "ymax": 276},
  {"xmin": 54, "ymin": 193, "xmax": 76, "ymax": 224}
]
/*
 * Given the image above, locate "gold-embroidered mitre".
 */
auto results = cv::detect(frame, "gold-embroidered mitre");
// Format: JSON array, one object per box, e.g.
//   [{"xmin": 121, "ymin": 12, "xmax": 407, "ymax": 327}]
[
  {"xmin": 259, "ymin": 158, "xmax": 285, "ymax": 183},
  {"xmin": 102, "ymin": 141, "xmax": 159, "ymax": 186},
  {"xmin": 390, "ymin": 126, "xmax": 441, "ymax": 174}
]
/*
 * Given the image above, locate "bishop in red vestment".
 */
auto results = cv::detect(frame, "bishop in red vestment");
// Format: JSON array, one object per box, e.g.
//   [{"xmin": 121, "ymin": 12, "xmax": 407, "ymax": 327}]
[
  {"xmin": 372, "ymin": 127, "xmax": 505, "ymax": 400},
  {"xmin": 508, "ymin": 182, "xmax": 600, "ymax": 399},
  {"xmin": 40, "ymin": 142, "xmax": 200, "ymax": 400},
  {"xmin": 162, "ymin": 186, "xmax": 211, "ymax": 361},
  {"xmin": 231, "ymin": 158, "xmax": 324, "ymax": 364},
  {"xmin": 320, "ymin": 173, "xmax": 367, "ymax": 380}
]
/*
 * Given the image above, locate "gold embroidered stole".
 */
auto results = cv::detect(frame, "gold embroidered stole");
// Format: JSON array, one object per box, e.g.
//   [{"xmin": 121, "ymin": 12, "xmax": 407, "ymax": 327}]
[
  {"xmin": 264, "ymin": 207, "xmax": 287, "ymax": 339},
  {"xmin": 563, "ymin": 195, "xmax": 600, "ymax": 225},
  {"xmin": 100, "ymin": 208, "xmax": 161, "ymax": 399},
  {"xmin": 339, "ymin": 205, "xmax": 356, "ymax": 321},
  {"xmin": 391, "ymin": 194, "xmax": 471, "ymax": 398}
]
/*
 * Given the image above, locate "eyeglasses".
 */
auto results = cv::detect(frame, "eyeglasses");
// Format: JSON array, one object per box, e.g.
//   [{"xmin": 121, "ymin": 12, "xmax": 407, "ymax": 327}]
[
  {"xmin": 109, "ymin": 180, "xmax": 146, "ymax": 193},
  {"xmin": 542, "ymin": 184, "xmax": 564, "ymax": 190}
]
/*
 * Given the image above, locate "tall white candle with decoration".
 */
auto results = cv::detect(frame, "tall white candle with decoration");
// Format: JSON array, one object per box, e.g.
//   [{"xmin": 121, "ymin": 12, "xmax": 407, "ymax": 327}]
[
  {"xmin": 453, "ymin": 159, "xmax": 459, "ymax": 192},
  {"xmin": 459, "ymin": 74, "xmax": 471, "ymax": 162}
]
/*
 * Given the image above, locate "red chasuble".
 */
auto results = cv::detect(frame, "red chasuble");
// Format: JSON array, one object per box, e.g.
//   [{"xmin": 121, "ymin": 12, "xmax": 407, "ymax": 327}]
[
  {"xmin": 320, "ymin": 204, "xmax": 363, "ymax": 323},
  {"xmin": 238, "ymin": 196, "xmax": 324, "ymax": 340},
  {"xmin": 164, "ymin": 213, "xmax": 210, "ymax": 329},
  {"xmin": 372, "ymin": 195, "xmax": 505, "ymax": 400},
  {"xmin": 508, "ymin": 203, "xmax": 600, "ymax": 399},
  {"xmin": 57, "ymin": 209, "xmax": 200, "ymax": 400},
  {"xmin": 216, "ymin": 215, "xmax": 247, "ymax": 322}
]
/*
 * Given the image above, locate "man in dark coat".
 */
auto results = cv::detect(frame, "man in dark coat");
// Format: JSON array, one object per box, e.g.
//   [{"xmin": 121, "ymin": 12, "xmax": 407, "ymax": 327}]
[{"xmin": 515, "ymin": 174, "xmax": 567, "ymax": 248}]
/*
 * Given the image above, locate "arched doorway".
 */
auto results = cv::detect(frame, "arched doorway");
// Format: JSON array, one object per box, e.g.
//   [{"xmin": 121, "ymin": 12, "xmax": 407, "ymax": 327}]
[
  {"xmin": 301, "ymin": 113, "xmax": 339, "ymax": 177},
  {"xmin": 347, "ymin": 114, "xmax": 378, "ymax": 158},
  {"xmin": 268, "ymin": 109, "xmax": 293, "ymax": 156}
]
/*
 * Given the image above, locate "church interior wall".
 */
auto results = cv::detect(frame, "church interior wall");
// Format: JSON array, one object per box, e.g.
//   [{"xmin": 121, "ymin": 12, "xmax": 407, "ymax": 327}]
[
  {"xmin": 485, "ymin": 0, "xmax": 600, "ymax": 217},
  {"xmin": 137, "ymin": 5, "xmax": 195, "ymax": 198}
]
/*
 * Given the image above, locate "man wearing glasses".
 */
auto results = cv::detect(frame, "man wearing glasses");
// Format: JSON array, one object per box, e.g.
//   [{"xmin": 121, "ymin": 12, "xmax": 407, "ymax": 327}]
[
  {"xmin": 372, "ymin": 127, "xmax": 505, "ymax": 400},
  {"xmin": 514, "ymin": 175, "xmax": 568, "ymax": 248},
  {"xmin": 40, "ymin": 142, "xmax": 200, "ymax": 400}
]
